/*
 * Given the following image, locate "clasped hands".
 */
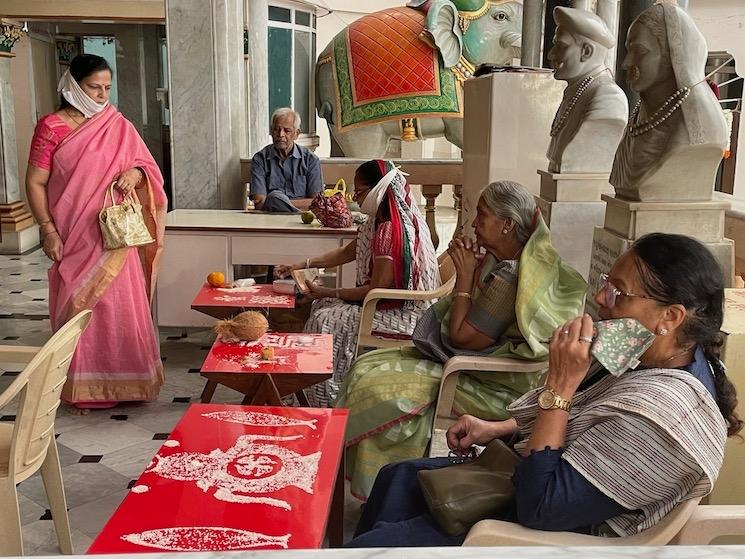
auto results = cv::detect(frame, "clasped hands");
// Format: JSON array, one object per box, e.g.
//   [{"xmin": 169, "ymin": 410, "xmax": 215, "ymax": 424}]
[{"xmin": 447, "ymin": 235, "xmax": 484, "ymax": 276}]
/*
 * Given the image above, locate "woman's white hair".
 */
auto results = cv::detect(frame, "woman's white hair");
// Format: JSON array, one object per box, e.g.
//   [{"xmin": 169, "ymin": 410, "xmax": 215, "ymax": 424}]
[
  {"xmin": 270, "ymin": 107, "xmax": 301, "ymax": 131},
  {"xmin": 480, "ymin": 180, "xmax": 536, "ymax": 245}
]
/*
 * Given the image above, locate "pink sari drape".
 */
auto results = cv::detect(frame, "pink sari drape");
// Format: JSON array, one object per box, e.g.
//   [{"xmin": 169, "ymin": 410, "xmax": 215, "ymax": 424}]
[{"xmin": 47, "ymin": 105, "xmax": 167, "ymax": 404}]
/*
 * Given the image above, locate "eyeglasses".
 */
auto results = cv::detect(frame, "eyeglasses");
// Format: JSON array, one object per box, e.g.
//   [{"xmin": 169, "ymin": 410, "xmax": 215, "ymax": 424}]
[
  {"xmin": 352, "ymin": 188, "xmax": 370, "ymax": 201},
  {"xmin": 598, "ymin": 273, "xmax": 655, "ymax": 308}
]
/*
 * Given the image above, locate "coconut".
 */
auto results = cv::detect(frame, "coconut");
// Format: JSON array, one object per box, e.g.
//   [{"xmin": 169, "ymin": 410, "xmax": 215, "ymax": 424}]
[{"xmin": 213, "ymin": 311, "xmax": 268, "ymax": 342}]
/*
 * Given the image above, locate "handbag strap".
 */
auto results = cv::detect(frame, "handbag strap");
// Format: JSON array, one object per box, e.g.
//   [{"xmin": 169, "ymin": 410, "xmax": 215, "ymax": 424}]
[{"xmin": 103, "ymin": 182, "xmax": 136, "ymax": 210}]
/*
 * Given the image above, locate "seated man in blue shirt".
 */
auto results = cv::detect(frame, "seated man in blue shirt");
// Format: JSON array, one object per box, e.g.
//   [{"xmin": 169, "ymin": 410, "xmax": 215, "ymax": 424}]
[{"xmin": 250, "ymin": 107, "xmax": 324, "ymax": 212}]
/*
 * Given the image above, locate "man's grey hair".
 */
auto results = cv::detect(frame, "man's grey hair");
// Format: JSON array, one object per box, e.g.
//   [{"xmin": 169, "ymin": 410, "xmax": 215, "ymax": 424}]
[
  {"xmin": 271, "ymin": 107, "xmax": 301, "ymax": 131},
  {"xmin": 480, "ymin": 180, "xmax": 536, "ymax": 245}
]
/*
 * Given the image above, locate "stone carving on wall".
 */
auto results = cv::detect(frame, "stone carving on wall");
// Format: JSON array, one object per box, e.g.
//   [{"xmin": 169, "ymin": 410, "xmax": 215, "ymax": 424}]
[
  {"xmin": 610, "ymin": 3, "xmax": 728, "ymax": 201},
  {"xmin": 315, "ymin": 0, "xmax": 523, "ymax": 158},
  {"xmin": 0, "ymin": 21, "xmax": 25, "ymax": 54},
  {"xmin": 546, "ymin": 7, "xmax": 628, "ymax": 174}
]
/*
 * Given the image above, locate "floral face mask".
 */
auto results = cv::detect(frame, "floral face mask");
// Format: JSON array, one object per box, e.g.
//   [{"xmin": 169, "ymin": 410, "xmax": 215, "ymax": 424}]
[{"xmin": 590, "ymin": 318, "xmax": 656, "ymax": 376}]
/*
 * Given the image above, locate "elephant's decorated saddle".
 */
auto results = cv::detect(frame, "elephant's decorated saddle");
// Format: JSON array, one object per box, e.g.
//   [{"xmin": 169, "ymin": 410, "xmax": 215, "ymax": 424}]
[{"xmin": 326, "ymin": 7, "xmax": 462, "ymax": 132}]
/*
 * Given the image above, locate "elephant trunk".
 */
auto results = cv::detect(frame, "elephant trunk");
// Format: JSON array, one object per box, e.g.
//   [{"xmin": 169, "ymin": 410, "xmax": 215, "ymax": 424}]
[{"xmin": 501, "ymin": 30, "xmax": 522, "ymax": 61}]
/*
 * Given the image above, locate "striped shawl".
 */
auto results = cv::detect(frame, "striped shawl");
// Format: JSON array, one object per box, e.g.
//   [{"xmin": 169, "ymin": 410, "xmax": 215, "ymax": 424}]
[{"xmin": 508, "ymin": 367, "xmax": 727, "ymax": 536}]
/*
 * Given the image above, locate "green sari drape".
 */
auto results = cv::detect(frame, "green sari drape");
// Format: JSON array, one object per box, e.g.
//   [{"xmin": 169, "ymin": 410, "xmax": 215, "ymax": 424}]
[{"xmin": 335, "ymin": 217, "xmax": 587, "ymax": 499}]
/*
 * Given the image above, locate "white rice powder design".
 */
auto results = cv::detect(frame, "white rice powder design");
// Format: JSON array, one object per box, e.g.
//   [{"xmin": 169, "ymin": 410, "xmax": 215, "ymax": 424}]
[
  {"xmin": 202, "ymin": 410, "xmax": 317, "ymax": 430},
  {"xmin": 163, "ymin": 440, "xmax": 180, "ymax": 448},
  {"xmin": 145, "ymin": 434, "xmax": 320, "ymax": 510},
  {"xmin": 216, "ymin": 286, "xmax": 262, "ymax": 293},
  {"xmin": 131, "ymin": 485, "xmax": 149, "ymax": 494},
  {"xmin": 214, "ymin": 295, "xmax": 248, "ymax": 303},
  {"xmin": 246, "ymin": 295, "xmax": 293, "ymax": 305},
  {"xmin": 122, "ymin": 527, "xmax": 290, "ymax": 551}
]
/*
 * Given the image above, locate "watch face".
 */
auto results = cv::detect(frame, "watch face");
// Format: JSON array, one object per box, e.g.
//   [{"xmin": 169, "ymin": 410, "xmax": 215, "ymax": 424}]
[{"xmin": 538, "ymin": 389, "xmax": 556, "ymax": 410}]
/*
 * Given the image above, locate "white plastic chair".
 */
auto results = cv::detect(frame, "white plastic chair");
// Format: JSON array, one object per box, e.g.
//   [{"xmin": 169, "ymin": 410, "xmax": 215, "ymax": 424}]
[
  {"xmin": 355, "ymin": 252, "xmax": 456, "ymax": 357},
  {"xmin": 428, "ymin": 355, "xmax": 548, "ymax": 457},
  {"xmin": 464, "ymin": 496, "xmax": 745, "ymax": 545},
  {"xmin": 0, "ymin": 310, "xmax": 92, "ymax": 556}
]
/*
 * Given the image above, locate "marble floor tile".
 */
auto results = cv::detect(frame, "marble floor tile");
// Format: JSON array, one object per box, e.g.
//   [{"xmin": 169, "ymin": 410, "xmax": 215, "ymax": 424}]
[
  {"xmin": 67, "ymin": 489, "xmax": 128, "ymax": 539},
  {"xmin": 57, "ymin": 421, "xmax": 155, "ymax": 456},
  {"xmin": 126, "ymin": 405, "xmax": 188, "ymax": 434},
  {"xmin": 18, "ymin": 492, "xmax": 46, "ymax": 525},
  {"xmin": 21, "ymin": 519, "xmax": 93, "ymax": 556},
  {"xmin": 100, "ymin": 440, "xmax": 165, "ymax": 479},
  {"xmin": 18, "ymin": 462, "xmax": 130, "ymax": 510},
  {"xmin": 56, "ymin": 442, "xmax": 84, "ymax": 467}
]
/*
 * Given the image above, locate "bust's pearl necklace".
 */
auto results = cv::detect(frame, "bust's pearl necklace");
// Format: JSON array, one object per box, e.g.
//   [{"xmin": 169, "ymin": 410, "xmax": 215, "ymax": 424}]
[
  {"xmin": 627, "ymin": 86, "xmax": 691, "ymax": 137},
  {"xmin": 550, "ymin": 69, "xmax": 606, "ymax": 137}
]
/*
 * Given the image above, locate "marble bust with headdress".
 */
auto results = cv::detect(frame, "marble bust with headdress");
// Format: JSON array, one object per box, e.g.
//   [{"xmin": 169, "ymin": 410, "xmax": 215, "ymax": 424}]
[
  {"xmin": 610, "ymin": 3, "xmax": 727, "ymax": 201},
  {"xmin": 546, "ymin": 7, "xmax": 628, "ymax": 174}
]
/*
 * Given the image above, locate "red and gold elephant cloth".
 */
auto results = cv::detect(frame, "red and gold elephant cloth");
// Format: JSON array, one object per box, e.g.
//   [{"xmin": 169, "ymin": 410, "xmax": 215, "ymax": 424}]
[{"xmin": 327, "ymin": 7, "xmax": 462, "ymax": 131}]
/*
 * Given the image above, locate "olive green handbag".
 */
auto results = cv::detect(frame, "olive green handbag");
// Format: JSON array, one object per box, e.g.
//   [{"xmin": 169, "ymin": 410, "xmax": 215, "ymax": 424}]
[{"xmin": 417, "ymin": 439, "xmax": 521, "ymax": 536}]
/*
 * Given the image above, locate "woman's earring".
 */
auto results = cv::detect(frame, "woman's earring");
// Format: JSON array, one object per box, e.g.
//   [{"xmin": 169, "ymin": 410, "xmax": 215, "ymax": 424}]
[
  {"xmin": 657, "ymin": 327, "xmax": 668, "ymax": 336},
  {"xmin": 502, "ymin": 229, "xmax": 508, "ymax": 235}
]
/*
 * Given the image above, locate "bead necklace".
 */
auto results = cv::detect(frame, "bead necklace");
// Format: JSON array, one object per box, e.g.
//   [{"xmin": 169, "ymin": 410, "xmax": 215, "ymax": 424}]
[
  {"xmin": 550, "ymin": 69, "xmax": 606, "ymax": 137},
  {"xmin": 627, "ymin": 86, "xmax": 691, "ymax": 137}
]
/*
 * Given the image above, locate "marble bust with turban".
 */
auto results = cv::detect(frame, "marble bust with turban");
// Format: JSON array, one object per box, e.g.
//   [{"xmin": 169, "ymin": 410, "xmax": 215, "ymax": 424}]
[
  {"xmin": 546, "ymin": 7, "xmax": 628, "ymax": 174},
  {"xmin": 610, "ymin": 3, "xmax": 727, "ymax": 201}
]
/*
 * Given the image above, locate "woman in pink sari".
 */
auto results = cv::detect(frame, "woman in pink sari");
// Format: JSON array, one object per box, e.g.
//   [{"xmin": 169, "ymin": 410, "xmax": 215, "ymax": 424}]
[{"xmin": 25, "ymin": 54, "xmax": 167, "ymax": 411}]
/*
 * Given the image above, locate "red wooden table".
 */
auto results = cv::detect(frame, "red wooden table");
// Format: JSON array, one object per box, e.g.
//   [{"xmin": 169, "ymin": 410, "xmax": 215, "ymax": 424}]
[
  {"xmin": 88, "ymin": 404, "xmax": 348, "ymax": 553},
  {"xmin": 191, "ymin": 284, "xmax": 295, "ymax": 319},
  {"xmin": 200, "ymin": 333, "xmax": 333, "ymax": 406}
]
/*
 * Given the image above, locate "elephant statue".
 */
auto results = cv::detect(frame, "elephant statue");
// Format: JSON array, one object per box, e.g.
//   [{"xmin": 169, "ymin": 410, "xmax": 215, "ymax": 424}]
[{"xmin": 316, "ymin": 0, "xmax": 522, "ymax": 158}]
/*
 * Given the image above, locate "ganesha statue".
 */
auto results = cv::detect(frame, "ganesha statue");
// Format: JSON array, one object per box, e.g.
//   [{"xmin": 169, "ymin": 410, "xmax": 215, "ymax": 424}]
[{"xmin": 316, "ymin": 0, "xmax": 522, "ymax": 157}]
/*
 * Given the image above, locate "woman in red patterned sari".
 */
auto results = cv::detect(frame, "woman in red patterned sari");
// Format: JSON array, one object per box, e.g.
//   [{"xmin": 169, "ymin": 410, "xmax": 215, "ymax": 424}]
[{"xmin": 25, "ymin": 54, "xmax": 167, "ymax": 412}]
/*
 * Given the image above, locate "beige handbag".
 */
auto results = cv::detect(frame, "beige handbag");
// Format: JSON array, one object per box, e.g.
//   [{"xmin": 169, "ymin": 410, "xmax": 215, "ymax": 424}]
[{"xmin": 99, "ymin": 182, "xmax": 154, "ymax": 250}]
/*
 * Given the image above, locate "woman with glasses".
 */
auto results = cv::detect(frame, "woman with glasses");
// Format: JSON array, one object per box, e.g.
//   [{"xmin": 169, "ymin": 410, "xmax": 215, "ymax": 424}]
[
  {"xmin": 346, "ymin": 233, "xmax": 740, "ymax": 547},
  {"xmin": 337, "ymin": 181, "xmax": 587, "ymax": 500},
  {"xmin": 274, "ymin": 160, "xmax": 440, "ymax": 407}
]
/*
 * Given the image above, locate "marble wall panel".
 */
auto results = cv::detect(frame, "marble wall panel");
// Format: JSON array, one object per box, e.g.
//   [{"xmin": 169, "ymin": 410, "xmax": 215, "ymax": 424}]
[
  {"xmin": 166, "ymin": 0, "xmax": 219, "ymax": 209},
  {"xmin": 0, "ymin": 57, "xmax": 20, "ymax": 204}
]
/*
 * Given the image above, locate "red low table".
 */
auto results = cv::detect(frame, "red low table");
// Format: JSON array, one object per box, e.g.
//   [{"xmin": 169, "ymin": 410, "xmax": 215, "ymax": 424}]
[
  {"xmin": 191, "ymin": 284, "xmax": 295, "ymax": 319},
  {"xmin": 88, "ymin": 404, "xmax": 348, "ymax": 553},
  {"xmin": 200, "ymin": 333, "xmax": 333, "ymax": 406}
]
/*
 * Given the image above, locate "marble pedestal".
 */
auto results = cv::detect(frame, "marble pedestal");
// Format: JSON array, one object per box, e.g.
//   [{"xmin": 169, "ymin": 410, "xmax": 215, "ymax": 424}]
[
  {"xmin": 587, "ymin": 196, "xmax": 736, "ymax": 315},
  {"xmin": 0, "ymin": 224, "xmax": 39, "ymax": 254},
  {"xmin": 535, "ymin": 170, "xmax": 612, "ymax": 279},
  {"xmin": 462, "ymin": 71, "xmax": 563, "ymax": 233}
]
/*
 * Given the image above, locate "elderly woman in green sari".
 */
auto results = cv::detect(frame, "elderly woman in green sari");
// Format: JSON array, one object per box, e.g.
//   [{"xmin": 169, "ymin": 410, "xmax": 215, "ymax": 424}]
[{"xmin": 335, "ymin": 180, "xmax": 588, "ymax": 500}]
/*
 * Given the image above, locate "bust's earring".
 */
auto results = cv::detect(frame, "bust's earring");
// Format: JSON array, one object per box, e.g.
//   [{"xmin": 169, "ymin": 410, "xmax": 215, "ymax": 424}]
[
  {"xmin": 657, "ymin": 327, "xmax": 668, "ymax": 336},
  {"xmin": 502, "ymin": 229, "xmax": 508, "ymax": 235}
]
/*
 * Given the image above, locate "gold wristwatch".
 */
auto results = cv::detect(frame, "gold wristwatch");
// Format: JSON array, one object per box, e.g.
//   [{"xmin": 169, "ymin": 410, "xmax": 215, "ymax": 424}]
[{"xmin": 537, "ymin": 387, "xmax": 572, "ymax": 412}]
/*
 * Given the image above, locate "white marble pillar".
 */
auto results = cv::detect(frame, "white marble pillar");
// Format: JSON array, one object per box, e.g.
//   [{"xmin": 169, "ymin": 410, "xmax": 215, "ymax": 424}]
[
  {"xmin": 521, "ymin": 0, "xmax": 544, "ymax": 67},
  {"xmin": 572, "ymin": 0, "xmax": 591, "ymax": 10},
  {"xmin": 0, "ymin": 55, "xmax": 19, "ymax": 205},
  {"xmin": 596, "ymin": 0, "xmax": 619, "ymax": 71},
  {"xmin": 0, "ymin": 41, "xmax": 39, "ymax": 254},
  {"xmin": 245, "ymin": 0, "xmax": 269, "ymax": 156},
  {"xmin": 166, "ymin": 0, "xmax": 247, "ymax": 209}
]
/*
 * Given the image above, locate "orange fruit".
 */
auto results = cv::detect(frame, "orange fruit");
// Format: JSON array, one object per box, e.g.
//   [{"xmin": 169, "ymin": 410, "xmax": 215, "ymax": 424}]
[{"xmin": 207, "ymin": 271, "xmax": 225, "ymax": 287}]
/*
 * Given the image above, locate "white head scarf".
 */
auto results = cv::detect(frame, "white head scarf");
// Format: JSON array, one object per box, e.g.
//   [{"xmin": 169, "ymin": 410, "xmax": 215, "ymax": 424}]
[
  {"xmin": 57, "ymin": 69, "xmax": 109, "ymax": 118},
  {"xmin": 359, "ymin": 166, "xmax": 402, "ymax": 217},
  {"xmin": 652, "ymin": 4, "xmax": 727, "ymax": 146}
]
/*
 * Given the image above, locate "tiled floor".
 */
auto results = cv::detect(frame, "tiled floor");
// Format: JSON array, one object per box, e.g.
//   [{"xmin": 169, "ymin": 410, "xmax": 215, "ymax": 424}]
[{"xmin": 0, "ymin": 209, "xmax": 457, "ymax": 554}]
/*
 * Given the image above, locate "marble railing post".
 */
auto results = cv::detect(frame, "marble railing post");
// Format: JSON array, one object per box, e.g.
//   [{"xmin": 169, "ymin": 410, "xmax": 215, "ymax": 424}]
[
  {"xmin": 0, "ymin": 23, "xmax": 39, "ymax": 254},
  {"xmin": 166, "ymin": 0, "xmax": 247, "ymax": 210},
  {"xmin": 521, "ymin": 0, "xmax": 545, "ymax": 68},
  {"xmin": 245, "ymin": 0, "xmax": 269, "ymax": 156}
]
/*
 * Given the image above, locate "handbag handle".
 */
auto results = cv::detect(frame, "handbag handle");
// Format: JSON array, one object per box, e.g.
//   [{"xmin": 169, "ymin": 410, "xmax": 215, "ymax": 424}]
[{"xmin": 103, "ymin": 181, "xmax": 136, "ymax": 210}]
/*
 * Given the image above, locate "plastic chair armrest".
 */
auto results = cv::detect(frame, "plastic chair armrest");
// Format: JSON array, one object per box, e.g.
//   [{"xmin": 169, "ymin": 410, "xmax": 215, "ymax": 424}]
[{"xmin": 432, "ymin": 356, "xmax": 548, "ymax": 432}]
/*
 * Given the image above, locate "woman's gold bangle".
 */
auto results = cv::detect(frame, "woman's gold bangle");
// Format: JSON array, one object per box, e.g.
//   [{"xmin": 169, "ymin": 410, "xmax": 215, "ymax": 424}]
[{"xmin": 454, "ymin": 291, "xmax": 471, "ymax": 299}]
